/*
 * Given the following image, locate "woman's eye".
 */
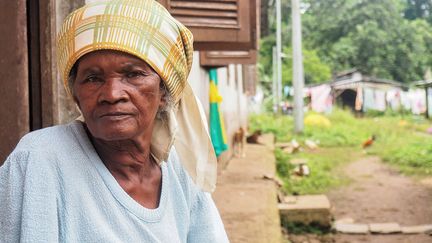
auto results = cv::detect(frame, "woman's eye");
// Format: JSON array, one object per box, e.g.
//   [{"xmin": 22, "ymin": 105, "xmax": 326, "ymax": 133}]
[
  {"xmin": 126, "ymin": 71, "xmax": 145, "ymax": 79},
  {"xmin": 83, "ymin": 75, "xmax": 100, "ymax": 83}
]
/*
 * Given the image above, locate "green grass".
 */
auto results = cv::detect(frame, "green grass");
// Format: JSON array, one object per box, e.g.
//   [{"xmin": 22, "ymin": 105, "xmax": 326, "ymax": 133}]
[
  {"xmin": 249, "ymin": 109, "xmax": 432, "ymax": 195},
  {"xmin": 276, "ymin": 147, "xmax": 359, "ymax": 195}
]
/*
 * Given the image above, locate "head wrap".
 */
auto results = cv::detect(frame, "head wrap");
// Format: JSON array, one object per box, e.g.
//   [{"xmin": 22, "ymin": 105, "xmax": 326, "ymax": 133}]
[{"xmin": 57, "ymin": 0, "xmax": 218, "ymax": 192}]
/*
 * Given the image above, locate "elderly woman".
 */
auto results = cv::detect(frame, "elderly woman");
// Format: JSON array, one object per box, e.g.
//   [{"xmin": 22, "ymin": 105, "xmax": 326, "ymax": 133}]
[{"xmin": 0, "ymin": 0, "xmax": 229, "ymax": 242}]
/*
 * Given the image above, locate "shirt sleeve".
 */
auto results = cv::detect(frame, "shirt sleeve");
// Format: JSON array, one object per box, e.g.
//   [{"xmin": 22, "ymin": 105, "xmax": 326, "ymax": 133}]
[
  {"xmin": 0, "ymin": 150, "xmax": 60, "ymax": 243},
  {"xmin": 187, "ymin": 191, "xmax": 229, "ymax": 243}
]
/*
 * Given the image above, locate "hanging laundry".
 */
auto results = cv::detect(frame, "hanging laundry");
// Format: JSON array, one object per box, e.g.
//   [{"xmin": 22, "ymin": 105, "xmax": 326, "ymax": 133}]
[
  {"xmin": 310, "ymin": 84, "xmax": 332, "ymax": 113},
  {"xmin": 374, "ymin": 90, "xmax": 386, "ymax": 111}
]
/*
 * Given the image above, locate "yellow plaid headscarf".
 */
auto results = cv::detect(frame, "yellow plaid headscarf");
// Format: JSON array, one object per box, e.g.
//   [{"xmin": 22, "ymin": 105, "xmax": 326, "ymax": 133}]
[{"xmin": 57, "ymin": 0, "xmax": 218, "ymax": 192}]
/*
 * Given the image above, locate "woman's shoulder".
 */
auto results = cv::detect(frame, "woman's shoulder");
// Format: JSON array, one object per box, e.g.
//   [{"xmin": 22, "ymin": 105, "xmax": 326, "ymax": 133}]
[
  {"xmin": 4, "ymin": 121, "xmax": 84, "ymax": 170},
  {"xmin": 15, "ymin": 121, "xmax": 80, "ymax": 152}
]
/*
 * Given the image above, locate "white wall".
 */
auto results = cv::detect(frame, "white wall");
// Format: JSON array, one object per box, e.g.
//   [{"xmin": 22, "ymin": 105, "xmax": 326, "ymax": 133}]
[
  {"xmin": 188, "ymin": 51, "xmax": 210, "ymax": 118},
  {"xmin": 188, "ymin": 52, "xmax": 251, "ymax": 163}
]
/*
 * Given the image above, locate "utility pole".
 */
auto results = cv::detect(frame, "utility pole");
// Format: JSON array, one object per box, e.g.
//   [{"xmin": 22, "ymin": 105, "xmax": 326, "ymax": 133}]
[
  {"xmin": 292, "ymin": 0, "xmax": 304, "ymax": 133},
  {"xmin": 276, "ymin": 0, "xmax": 282, "ymax": 113},
  {"xmin": 272, "ymin": 46, "xmax": 277, "ymax": 113}
]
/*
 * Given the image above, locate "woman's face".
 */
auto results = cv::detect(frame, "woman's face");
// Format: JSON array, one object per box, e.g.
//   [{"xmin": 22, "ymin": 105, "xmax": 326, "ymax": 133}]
[{"xmin": 73, "ymin": 50, "xmax": 165, "ymax": 141}]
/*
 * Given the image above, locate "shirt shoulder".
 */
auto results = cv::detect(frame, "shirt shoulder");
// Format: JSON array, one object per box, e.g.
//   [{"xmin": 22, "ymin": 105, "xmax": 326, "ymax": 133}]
[
  {"xmin": 3, "ymin": 121, "xmax": 85, "ymax": 174},
  {"xmin": 14, "ymin": 122, "xmax": 77, "ymax": 152}
]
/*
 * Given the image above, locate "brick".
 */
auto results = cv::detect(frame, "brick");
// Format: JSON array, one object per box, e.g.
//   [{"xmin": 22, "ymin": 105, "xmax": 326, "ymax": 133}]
[
  {"xmin": 401, "ymin": 225, "xmax": 432, "ymax": 234},
  {"xmin": 334, "ymin": 223, "xmax": 369, "ymax": 234},
  {"xmin": 369, "ymin": 223, "xmax": 401, "ymax": 234}
]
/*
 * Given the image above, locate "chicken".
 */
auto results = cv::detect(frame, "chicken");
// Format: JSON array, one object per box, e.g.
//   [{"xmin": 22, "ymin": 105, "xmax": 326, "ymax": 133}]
[
  {"xmin": 293, "ymin": 163, "xmax": 310, "ymax": 177},
  {"xmin": 362, "ymin": 135, "xmax": 376, "ymax": 149}
]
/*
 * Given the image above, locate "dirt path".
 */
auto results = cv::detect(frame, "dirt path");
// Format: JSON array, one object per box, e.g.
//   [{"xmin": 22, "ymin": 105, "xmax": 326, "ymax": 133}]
[{"xmin": 327, "ymin": 156, "xmax": 432, "ymax": 243}]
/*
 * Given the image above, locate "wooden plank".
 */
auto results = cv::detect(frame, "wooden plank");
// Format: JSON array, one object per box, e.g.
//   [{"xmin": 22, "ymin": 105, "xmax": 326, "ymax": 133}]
[
  {"xmin": 39, "ymin": 0, "xmax": 58, "ymax": 126},
  {"xmin": 170, "ymin": 8, "xmax": 238, "ymax": 18},
  {"xmin": 28, "ymin": 0, "xmax": 42, "ymax": 130},
  {"xmin": 170, "ymin": 1, "xmax": 237, "ymax": 11},
  {"xmin": 200, "ymin": 50, "xmax": 257, "ymax": 66},
  {"xmin": 0, "ymin": 0, "xmax": 29, "ymax": 163},
  {"xmin": 175, "ymin": 16, "xmax": 238, "ymax": 27}
]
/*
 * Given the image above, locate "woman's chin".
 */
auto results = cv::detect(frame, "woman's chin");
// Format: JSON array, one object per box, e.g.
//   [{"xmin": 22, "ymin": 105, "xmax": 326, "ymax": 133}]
[{"xmin": 89, "ymin": 123, "xmax": 139, "ymax": 141}]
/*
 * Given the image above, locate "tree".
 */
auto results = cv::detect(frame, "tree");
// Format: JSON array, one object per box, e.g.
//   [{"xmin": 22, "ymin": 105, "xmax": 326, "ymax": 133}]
[
  {"xmin": 281, "ymin": 47, "xmax": 332, "ymax": 85},
  {"xmin": 302, "ymin": 0, "xmax": 432, "ymax": 82},
  {"xmin": 258, "ymin": 30, "xmax": 331, "ymax": 89},
  {"xmin": 258, "ymin": 0, "xmax": 331, "ymax": 92},
  {"xmin": 404, "ymin": 0, "xmax": 432, "ymax": 21}
]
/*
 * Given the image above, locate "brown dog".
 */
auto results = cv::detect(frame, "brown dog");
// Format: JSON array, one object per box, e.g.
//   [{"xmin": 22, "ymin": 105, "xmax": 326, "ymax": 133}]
[
  {"xmin": 246, "ymin": 130, "xmax": 262, "ymax": 144},
  {"xmin": 233, "ymin": 127, "xmax": 245, "ymax": 158}
]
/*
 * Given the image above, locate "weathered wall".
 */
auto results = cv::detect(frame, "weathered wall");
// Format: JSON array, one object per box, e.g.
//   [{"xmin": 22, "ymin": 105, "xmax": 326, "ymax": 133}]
[
  {"xmin": 189, "ymin": 53, "xmax": 251, "ymax": 168},
  {"xmin": 0, "ymin": 0, "xmax": 29, "ymax": 163},
  {"xmin": 189, "ymin": 51, "xmax": 210, "ymax": 118},
  {"xmin": 55, "ymin": 0, "xmax": 84, "ymax": 124},
  {"xmin": 215, "ymin": 65, "xmax": 249, "ymax": 167}
]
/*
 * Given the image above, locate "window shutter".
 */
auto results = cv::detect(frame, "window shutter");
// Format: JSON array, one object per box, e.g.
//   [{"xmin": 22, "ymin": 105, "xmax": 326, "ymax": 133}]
[
  {"xmin": 158, "ymin": 0, "xmax": 259, "ymax": 51},
  {"xmin": 200, "ymin": 50, "xmax": 257, "ymax": 66}
]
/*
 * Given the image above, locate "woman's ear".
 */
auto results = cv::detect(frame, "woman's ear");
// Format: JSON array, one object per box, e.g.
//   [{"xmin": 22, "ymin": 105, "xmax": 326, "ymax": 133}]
[
  {"xmin": 159, "ymin": 92, "xmax": 167, "ymax": 109},
  {"xmin": 158, "ymin": 79, "xmax": 169, "ymax": 110}
]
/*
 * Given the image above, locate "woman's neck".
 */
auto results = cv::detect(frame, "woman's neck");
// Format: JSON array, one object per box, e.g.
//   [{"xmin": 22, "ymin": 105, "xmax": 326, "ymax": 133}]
[
  {"xmin": 82, "ymin": 122, "xmax": 157, "ymax": 180},
  {"xmin": 86, "ymin": 128, "xmax": 162, "ymax": 209}
]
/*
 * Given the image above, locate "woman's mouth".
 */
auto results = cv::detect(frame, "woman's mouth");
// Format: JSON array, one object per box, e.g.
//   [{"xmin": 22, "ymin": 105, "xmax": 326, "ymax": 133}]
[{"xmin": 99, "ymin": 112, "xmax": 133, "ymax": 121}]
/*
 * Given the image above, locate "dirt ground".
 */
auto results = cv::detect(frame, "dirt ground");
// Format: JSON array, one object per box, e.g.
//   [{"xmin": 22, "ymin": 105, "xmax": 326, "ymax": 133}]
[{"xmin": 326, "ymin": 156, "xmax": 432, "ymax": 243}]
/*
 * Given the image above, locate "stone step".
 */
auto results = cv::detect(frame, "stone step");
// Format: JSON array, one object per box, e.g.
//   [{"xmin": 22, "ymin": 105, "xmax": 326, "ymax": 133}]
[
  {"xmin": 369, "ymin": 223, "xmax": 401, "ymax": 234},
  {"xmin": 401, "ymin": 225, "xmax": 432, "ymax": 234},
  {"xmin": 279, "ymin": 195, "xmax": 331, "ymax": 227},
  {"xmin": 334, "ymin": 220, "xmax": 432, "ymax": 235}
]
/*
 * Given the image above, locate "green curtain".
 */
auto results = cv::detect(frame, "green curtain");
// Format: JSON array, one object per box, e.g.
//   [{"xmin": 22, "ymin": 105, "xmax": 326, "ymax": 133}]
[{"xmin": 209, "ymin": 68, "xmax": 228, "ymax": 156}]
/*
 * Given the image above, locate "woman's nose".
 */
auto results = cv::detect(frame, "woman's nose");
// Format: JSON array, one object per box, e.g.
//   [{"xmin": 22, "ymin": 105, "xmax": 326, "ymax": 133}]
[{"xmin": 98, "ymin": 77, "xmax": 129, "ymax": 104}]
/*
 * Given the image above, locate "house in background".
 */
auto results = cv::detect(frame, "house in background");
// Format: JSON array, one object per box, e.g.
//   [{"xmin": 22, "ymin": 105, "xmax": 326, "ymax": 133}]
[
  {"xmin": 414, "ymin": 80, "xmax": 432, "ymax": 118},
  {"xmin": 331, "ymin": 70, "xmax": 407, "ymax": 112},
  {"xmin": 307, "ymin": 70, "xmax": 413, "ymax": 114},
  {"xmin": 0, "ymin": 0, "xmax": 260, "ymax": 167}
]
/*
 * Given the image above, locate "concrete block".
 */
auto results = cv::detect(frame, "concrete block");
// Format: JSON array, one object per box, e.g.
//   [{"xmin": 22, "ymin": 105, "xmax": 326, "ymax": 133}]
[
  {"xmin": 401, "ymin": 225, "xmax": 432, "ymax": 234},
  {"xmin": 369, "ymin": 223, "xmax": 401, "ymax": 234},
  {"xmin": 334, "ymin": 223, "xmax": 369, "ymax": 234},
  {"xmin": 279, "ymin": 195, "xmax": 331, "ymax": 227}
]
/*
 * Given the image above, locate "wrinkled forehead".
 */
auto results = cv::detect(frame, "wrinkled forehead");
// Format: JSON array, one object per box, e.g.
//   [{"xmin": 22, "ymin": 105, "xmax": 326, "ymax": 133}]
[{"xmin": 73, "ymin": 50, "xmax": 152, "ymax": 72}]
